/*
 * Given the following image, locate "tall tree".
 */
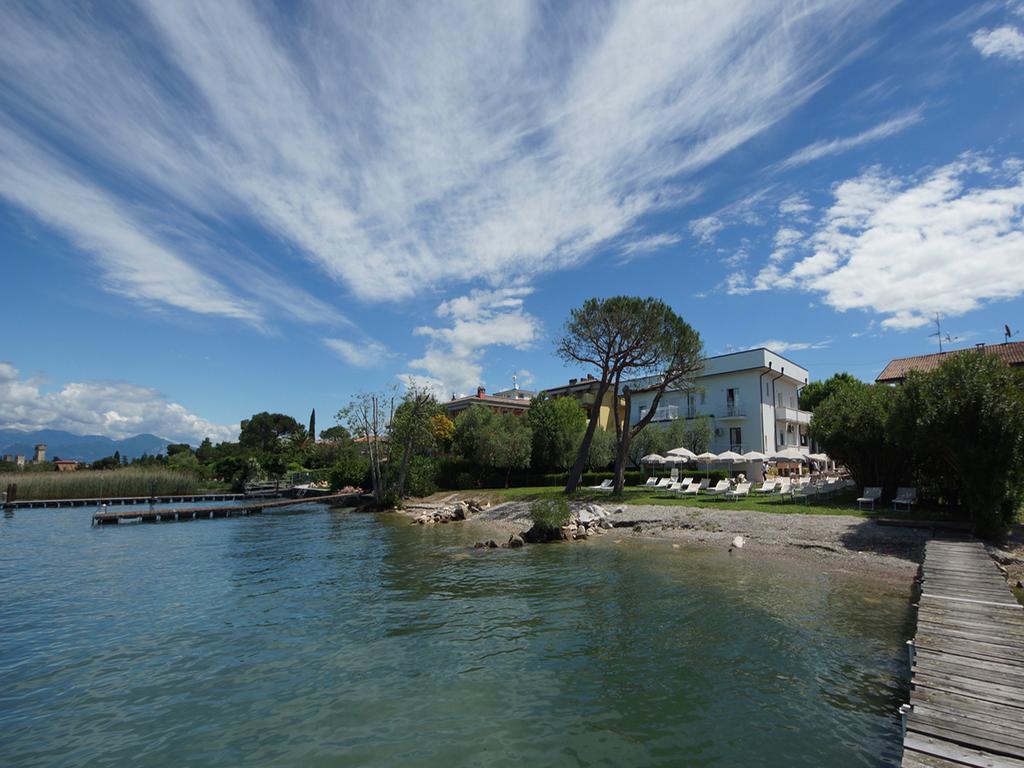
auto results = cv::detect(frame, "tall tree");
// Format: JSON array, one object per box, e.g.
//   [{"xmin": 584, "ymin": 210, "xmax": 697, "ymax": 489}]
[
  {"xmin": 389, "ymin": 386, "xmax": 441, "ymax": 498},
  {"xmin": 337, "ymin": 394, "xmax": 392, "ymax": 506},
  {"xmin": 557, "ymin": 296, "xmax": 703, "ymax": 493},
  {"xmin": 239, "ymin": 412, "xmax": 303, "ymax": 454},
  {"xmin": 308, "ymin": 409, "xmax": 316, "ymax": 445},
  {"xmin": 799, "ymin": 372, "xmax": 860, "ymax": 411},
  {"xmin": 528, "ymin": 394, "xmax": 587, "ymax": 471}
]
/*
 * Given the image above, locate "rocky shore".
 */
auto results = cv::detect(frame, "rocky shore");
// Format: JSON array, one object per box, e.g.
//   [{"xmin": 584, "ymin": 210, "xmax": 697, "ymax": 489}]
[{"xmin": 399, "ymin": 494, "xmax": 1024, "ymax": 592}]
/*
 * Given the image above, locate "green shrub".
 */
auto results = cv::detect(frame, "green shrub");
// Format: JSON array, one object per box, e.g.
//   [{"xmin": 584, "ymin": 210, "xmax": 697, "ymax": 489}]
[
  {"xmin": 529, "ymin": 497, "xmax": 571, "ymax": 532},
  {"xmin": 403, "ymin": 455, "xmax": 439, "ymax": 497},
  {"xmin": 328, "ymin": 453, "xmax": 370, "ymax": 491}
]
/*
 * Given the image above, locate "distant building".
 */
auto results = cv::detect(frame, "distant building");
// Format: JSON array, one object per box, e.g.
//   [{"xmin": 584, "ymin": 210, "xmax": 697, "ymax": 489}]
[
  {"xmin": 876, "ymin": 341, "xmax": 1024, "ymax": 384},
  {"xmin": 539, "ymin": 374, "xmax": 624, "ymax": 432},
  {"xmin": 14, "ymin": 455, "xmax": 25, "ymax": 469},
  {"xmin": 53, "ymin": 460, "xmax": 79, "ymax": 472},
  {"xmin": 442, "ymin": 387, "xmax": 533, "ymax": 419},
  {"xmin": 33, "ymin": 444, "xmax": 46, "ymax": 463}
]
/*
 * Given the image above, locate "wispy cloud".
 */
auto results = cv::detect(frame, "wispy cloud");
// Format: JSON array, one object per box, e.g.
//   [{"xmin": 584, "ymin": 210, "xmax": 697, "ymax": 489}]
[
  {"xmin": 748, "ymin": 339, "xmax": 832, "ymax": 353},
  {"xmin": 324, "ymin": 338, "xmax": 389, "ymax": 368},
  {"xmin": 0, "ymin": 361, "xmax": 237, "ymax": 443},
  {"xmin": 618, "ymin": 232, "xmax": 682, "ymax": 261},
  {"xmin": 0, "ymin": 0, "xmax": 887, "ymax": 312},
  {"xmin": 775, "ymin": 109, "xmax": 924, "ymax": 171}
]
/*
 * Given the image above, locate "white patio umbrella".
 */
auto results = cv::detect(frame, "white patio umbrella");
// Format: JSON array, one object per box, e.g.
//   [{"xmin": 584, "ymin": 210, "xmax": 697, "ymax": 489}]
[
  {"xmin": 741, "ymin": 451, "xmax": 767, "ymax": 462},
  {"xmin": 715, "ymin": 450, "xmax": 744, "ymax": 463},
  {"xmin": 641, "ymin": 454, "xmax": 667, "ymax": 464},
  {"xmin": 666, "ymin": 446, "xmax": 697, "ymax": 461},
  {"xmin": 771, "ymin": 447, "xmax": 807, "ymax": 462},
  {"xmin": 695, "ymin": 451, "xmax": 718, "ymax": 479}
]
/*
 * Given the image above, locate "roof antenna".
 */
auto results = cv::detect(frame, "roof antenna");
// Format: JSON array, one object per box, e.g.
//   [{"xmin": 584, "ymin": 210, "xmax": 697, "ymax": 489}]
[
  {"xmin": 512, "ymin": 373, "xmax": 518, "ymax": 391},
  {"xmin": 929, "ymin": 313, "xmax": 958, "ymax": 353},
  {"xmin": 1006, "ymin": 324, "xmax": 1019, "ymax": 343}
]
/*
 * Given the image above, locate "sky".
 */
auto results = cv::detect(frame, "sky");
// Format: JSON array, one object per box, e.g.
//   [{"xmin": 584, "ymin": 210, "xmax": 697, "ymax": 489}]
[{"xmin": 1, "ymin": 0, "xmax": 1023, "ymax": 445}]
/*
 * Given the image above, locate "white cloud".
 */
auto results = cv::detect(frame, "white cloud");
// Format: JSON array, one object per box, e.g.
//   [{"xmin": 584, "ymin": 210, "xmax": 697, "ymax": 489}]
[
  {"xmin": 972, "ymin": 25, "xmax": 1024, "ymax": 60},
  {"xmin": 0, "ymin": 0, "xmax": 886, "ymax": 307},
  {"xmin": 775, "ymin": 109, "xmax": 923, "ymax": 171},
  {"xmin": 404, "ymin": 287, "xmax": 541, "ymax": 397},
  {"xmin": 779, "ymin": 194, "xmax": 813, "ymax": 218},
  {"xmin": 773, "ymin": 227, "xmax": 804, "ymax": 248},
  {"xmin": 619, "ymin": 233, "xmax": 682, "ymax": 260},
  {"xmin": 737, "ymin": 156, "xmax": 1024, "ymax": 329},
  {"xmin": 689, "ymin": 216, "xmax": 724, "ymax": 244},
  {"xmin": 0, "ymin": 362, "xmax": 237, "ymax": 444},
  {"xmin": 324, "ymin": 338, "xmax": 389, "ymax": 368},
  {"xmin": 748, "ymin": 339, "xmax": 832, "ymax": 353}
]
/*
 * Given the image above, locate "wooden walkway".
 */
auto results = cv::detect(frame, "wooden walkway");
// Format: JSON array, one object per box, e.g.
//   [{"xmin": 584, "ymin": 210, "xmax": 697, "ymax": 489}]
[
  {"xmin": 902, "ymin": 538, "xmax": 1024, "ymax": 768},
  {"xmin": 91, "ymin": 493, "xmax": 363, "ymax": 525},
  {"xmin": 5, "ymin": 493, "xmax": 247, "ymax": 510}
]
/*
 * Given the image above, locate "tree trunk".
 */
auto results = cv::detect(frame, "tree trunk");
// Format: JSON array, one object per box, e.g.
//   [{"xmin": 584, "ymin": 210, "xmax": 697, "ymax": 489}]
[
  {"xmin": 613, "ymin": 389, "xmax": 633, "ymax": 494},
  {"xmin": 565, "ymin": 380, "xmax": 610, "ymax": 493}
]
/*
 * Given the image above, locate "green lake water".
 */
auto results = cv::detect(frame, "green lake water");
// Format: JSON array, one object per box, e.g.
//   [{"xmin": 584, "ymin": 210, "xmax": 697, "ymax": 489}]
[{"xmin": 0, "ymin": 504, "xmax": 913, "ymax": 766}]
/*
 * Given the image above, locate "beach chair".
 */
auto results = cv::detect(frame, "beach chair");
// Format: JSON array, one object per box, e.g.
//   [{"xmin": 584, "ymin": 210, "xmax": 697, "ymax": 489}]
[
  {"xmin": 643, "ymin": 477, "xmax": 658, "ymax": 487},
  {"xmin": 892, "ymin": 487, "xmax": 917, "ymax": 512},
  {"xmin": 682, "ymin": 479, "xmax": 709, "ymax": 495},
  {"xmin": 857, "ymin": 487, "xmax": 882, "ymax": 511},
  {"xmin": 680, "ymin": 477, "xmax": 694, "ymax": 487},
  {"xmin": 790, "ymin": 481, "xmax": 818, "ymax": 503},
  {"xmin": 702, "ymin": 480, "xmax": 731, "ymax": 498},
  {"xmin": 754, "ymin": 479, "xmax": 777, "ymax": 494},
  {"xmin": 588, "ymin": 479, "xmax": 613, "ymax": 491},
  {"xmin": 725, "ymin": 482, "xmax": 751, "ymax": 499}
]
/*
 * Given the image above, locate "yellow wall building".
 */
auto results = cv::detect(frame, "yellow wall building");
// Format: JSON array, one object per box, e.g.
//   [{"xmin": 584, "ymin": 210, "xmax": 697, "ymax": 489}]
[{"xmin": 539, "ymin": 375, "xmax": 624, "ymax": 431}]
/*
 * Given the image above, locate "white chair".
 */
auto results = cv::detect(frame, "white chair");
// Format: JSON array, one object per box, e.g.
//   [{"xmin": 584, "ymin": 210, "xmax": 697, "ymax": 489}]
[
  {"xmin": 726, "ymin": 482, "xmax": 751, "ymax": 499},
  {"xmin": 655, "ymin": 478, "xmax": 673, "ymax": 488},
  {"xmin": 892, "ymin": 487, "xmax": 917, "ymax": 512},
  {"xmin": 682, "ymin": 479, "xmax": 709, "ymax": 495},
  {"xmin": 754, "ymin": 479, "xmax": 777, "ymax": 494},
  {"xmin": 702, "ymin": 480, "xmax": 731, "ymax": 497},
  {"xmin": 643, "ymin": 477, "xmax": 658, "ymax": 487},
  {"xmin": 857, "ymin": 487, "xmax": 882, "ymax": 511},
  {"xmin": 588, "ymin": 479, "xmax": 613, "ymax": 491}
]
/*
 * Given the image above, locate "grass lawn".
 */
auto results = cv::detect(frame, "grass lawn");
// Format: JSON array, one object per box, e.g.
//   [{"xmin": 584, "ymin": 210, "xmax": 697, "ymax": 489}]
[{"xmin": 466, "ymin": 485, "xmax": 958, "ymax": 520}]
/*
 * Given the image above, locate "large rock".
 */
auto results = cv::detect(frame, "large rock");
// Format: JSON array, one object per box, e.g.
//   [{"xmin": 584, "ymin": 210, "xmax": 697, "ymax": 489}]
[
  {"xmin": 508, "ymin": 533, "xmax": 525, "ymax": 548},
  {"xmin": 731, "ymin": 535, "xmax": 745, "ymax": 549}
]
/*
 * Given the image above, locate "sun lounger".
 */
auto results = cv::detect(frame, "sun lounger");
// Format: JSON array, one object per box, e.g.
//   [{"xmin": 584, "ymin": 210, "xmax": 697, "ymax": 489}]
[
  {"xmin": 643, "ymin": 477, "xmax": 658, "ymax": 487},
  {"xmin": 655, "ymin": 478, "xmax": 673, "ymax": 488},
  {"xmin": 588, "ymin": 479, "xmax": 613, "ymax": 491},
  {"xmin": 702, "ymin": 480, "xmax": 731, "ymax": 497},
  {"xmin": 682, "ymin": 479, "xmax": 709, "ymax": 495},
  {"xmin": 857, "ymin": 487, "xmax": 882, "ymax": 511},
  {"xmin": 892, "ymin": 487, "xmax": 917, "ymax": 512},
  {"xmin": 754, "ymin": 480, "xmax": 777, "ymax": 494},
  {"xmin": 726, "ymin": 482, "xmax": 751, "ymax": 499}
]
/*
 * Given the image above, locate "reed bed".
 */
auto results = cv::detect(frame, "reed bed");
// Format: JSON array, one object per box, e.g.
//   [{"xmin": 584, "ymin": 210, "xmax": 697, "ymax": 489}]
[{"xmin": 0, "ymin": 469, "xmax": 199, "ymax": 500}]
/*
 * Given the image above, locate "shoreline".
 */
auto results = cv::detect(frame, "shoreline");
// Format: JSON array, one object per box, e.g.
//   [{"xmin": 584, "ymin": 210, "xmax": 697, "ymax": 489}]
[{"xmin": 399, "ymin": 495, "xmax": 933, "ymax": 586}]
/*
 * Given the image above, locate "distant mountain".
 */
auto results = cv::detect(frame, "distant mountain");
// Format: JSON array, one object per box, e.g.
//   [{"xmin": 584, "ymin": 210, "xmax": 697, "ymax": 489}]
[{"xmin": 0, "ymin": 429, "xmax": 172, "ymax": 463}]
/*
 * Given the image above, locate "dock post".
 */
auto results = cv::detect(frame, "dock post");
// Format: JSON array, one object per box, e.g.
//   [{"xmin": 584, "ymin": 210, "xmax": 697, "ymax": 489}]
[
  {"xmin": 898, "ymin": 704, "xmax": 911, "ymax": 739},
  {"xmin": 905, "ymin": 639, "xmax": 914, "ymax": 670}
]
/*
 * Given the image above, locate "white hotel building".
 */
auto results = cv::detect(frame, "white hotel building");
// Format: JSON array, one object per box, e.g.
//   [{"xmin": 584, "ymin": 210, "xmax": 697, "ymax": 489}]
[{"xmin": 625, "ymin": 348, "xmax": 814, "ymax": 478}]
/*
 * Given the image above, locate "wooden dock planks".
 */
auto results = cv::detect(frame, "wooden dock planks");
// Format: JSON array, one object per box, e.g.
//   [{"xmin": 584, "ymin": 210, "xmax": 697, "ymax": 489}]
[
  {"xmin": 902, "ymin": 538, "xmax": 1024, "ymax": 768},
  {"xmin": 90, "ymin": 492, "xmax": 363, "ymax": 524}
]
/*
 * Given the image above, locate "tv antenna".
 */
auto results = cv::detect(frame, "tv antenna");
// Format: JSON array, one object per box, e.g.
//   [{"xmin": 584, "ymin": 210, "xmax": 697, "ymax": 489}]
[
  {"xmin": 929, "ymin": 313, "xmax": 958, "ymax": 353},
  {"xmin": 1006, "ymin": 324, "xmax": 1019, "ymax": 343}
]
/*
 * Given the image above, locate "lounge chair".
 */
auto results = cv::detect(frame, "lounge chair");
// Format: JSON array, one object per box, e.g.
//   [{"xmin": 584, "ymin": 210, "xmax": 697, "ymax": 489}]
[
  {"xmin": 892, "ymin": 487, "xmax": 917, "ymax": 512},
  {"xmin": 726, "ymin": 482, "xmax": 751, "ymax": 499},
  {"xmin": 702, "ymin": 480, "xmax": 731, "ymax": 497},
  {"xmin": 680, "ymin": 477, "xmax": 694, "ymax": 487},
  {"xmin": 642, "ymin": 477, "xmax": 658, "ymax": 487},
  {"xmin": 857, "ymin": 487, "xmax": 882, "ymax": 511},
  {"xmin": 588, "ymin": 479, "xmax": 613, "ymax": 491},
  {"xmin": 754, "ymin": 479, "xmax": 777, "ymax": 494},
  {"xmin": 682, "ymin": 479, "xmax": 709, "ymax": 495},
  {"xmin": 655, "ymin": 478, "xmax": 673, "ymax": 488}
]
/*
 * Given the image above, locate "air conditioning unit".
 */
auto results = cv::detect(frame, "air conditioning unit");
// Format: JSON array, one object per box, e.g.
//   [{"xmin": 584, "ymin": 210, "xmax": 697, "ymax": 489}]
[{"xmin": 714, "ymin": 428, "xmax": 723, "ymax": 437}]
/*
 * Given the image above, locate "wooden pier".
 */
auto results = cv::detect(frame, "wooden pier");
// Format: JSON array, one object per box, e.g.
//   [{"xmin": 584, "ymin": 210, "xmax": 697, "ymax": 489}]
[
  {"xmin": 91, "ymin": 493, "xmax": 363, "ymax": 525},
  {"xmin": 6, "ymin": 493, "xmax": 248, "ymax": 510},
  {"xmin": 901, "ymin": 537, "xmax": 1024, "ymax": 767}
]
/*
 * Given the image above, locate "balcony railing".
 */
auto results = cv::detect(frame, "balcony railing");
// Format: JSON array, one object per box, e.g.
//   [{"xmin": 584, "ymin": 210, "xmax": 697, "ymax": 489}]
[
  {"xmin": 647, "ymin": 404, "xmax": 678, "ymax": 421},
  {"xmin": 775, "ymin": 406, "xmax": 811, "ymax": 425},
  {"xmin": 720, "ymin": 401, "xmax": 745, "ymax": 418}
]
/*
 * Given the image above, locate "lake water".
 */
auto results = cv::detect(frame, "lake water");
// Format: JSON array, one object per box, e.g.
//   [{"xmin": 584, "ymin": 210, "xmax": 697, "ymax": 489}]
[{"xmin": 0, "ymin": 503, "xmax": 913, "ymax": 766}]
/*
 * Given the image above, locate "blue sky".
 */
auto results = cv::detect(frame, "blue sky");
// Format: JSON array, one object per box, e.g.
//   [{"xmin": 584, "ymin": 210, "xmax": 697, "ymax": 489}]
[{"xmin": 1, "ymin": 0, "xmax": 1023, "ymax": 444}]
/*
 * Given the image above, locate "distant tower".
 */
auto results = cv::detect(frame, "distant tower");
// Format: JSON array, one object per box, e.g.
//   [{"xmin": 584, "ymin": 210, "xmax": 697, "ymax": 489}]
[{"xmin": 33, "ymin": 444, "xmax": 46, "ymax": 463}]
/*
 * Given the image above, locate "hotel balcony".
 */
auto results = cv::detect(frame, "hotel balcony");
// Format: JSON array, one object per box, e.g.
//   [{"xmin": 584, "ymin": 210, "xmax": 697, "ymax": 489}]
[
  {"xmin": 646, "ymin": 404, "xmax": 678, "ymax": 422},
  {"xmin": 718, "ymin": 401, "xmax": 745, "ymax": 419},
  {"xmin": 775, "ymin": 406, "xmax": 812, "ymax": 425}
]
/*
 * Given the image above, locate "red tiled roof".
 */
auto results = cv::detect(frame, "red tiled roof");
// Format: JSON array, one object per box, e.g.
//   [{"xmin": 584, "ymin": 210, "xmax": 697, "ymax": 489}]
[{"xmin": 876, "ymin": 341, "xmax": 1024, "ymax": 382}]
